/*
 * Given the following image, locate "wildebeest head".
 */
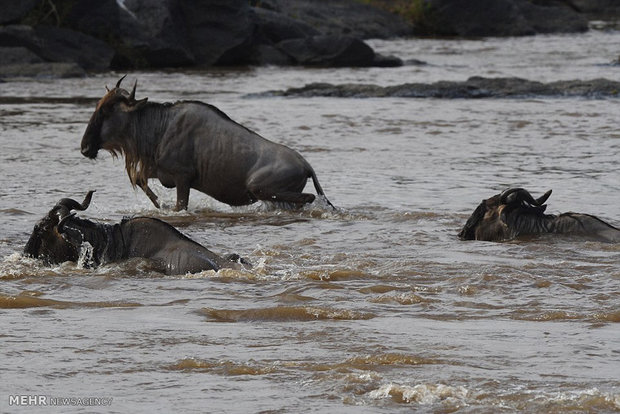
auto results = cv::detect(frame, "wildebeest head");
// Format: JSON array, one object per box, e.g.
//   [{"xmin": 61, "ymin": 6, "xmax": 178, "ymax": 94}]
[
  {"xmin": 24, "ymin": 191, "xmax": 95, "ymax": 264},
  {"xmin": 80, "ymin": 75, "xmax": 148, "ymax": 159},
  {"xmin": 458, "ymin": 188, "xmax": 552, "ymax": 241}
]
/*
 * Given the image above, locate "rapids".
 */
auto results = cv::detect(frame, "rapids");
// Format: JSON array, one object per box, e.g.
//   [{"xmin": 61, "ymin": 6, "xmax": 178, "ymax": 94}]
[{"xmin": 1, "ymin": 30, "xmax": 619, "ymax": 412}]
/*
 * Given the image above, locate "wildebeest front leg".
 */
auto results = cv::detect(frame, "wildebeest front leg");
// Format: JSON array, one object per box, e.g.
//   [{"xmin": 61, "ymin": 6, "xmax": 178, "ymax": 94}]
[
  {"xmin": 175, "ymin": 183, "xmax": 190, "ymax": 211},
  {"xmin": 138, "ymin": 179, "xmax": 160, "ymax": 209}
]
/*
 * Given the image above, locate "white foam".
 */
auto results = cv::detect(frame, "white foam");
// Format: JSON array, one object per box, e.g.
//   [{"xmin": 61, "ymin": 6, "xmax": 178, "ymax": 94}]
[
  {"xmin": 368, "ymin": 382, "xmax": 469, "ymax": 405},
  {"xmin": 540, "ymin": 388, "xmax": 620, "ymax": 409},
  {"xmin": 0, "ymin": 252, "xmax": 88, "ymax": 279}
]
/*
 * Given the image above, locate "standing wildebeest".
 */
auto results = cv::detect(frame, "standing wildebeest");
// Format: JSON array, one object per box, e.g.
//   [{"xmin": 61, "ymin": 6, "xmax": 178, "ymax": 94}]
[
  {"xmin": 80, "ymin": 76, "xmax": 333, "ymax": 211},
  {"xmin": 458, "ymin": 187, "xmax": 620, "ymax": 242},
  {"xmin": 24, "ymin": 191, "xmax": 248, "ymax": 275}
]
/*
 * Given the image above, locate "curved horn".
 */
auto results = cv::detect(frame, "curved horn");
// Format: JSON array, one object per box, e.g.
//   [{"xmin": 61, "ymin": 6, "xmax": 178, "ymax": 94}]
[
  {"xmin": 115, "ymin": 74, "xmax": 127, "ymax": 89},
  {"xmin": 499, "ymin": 188, "xmax": 521, "ymax": 204},
  {"xmin": 535, "ymin": 189, "xmax": 552, "ymax": 205},
  {"xmin": 500, "ymin": 188, "xmax": 549, "ymax": 206},
  {"xmin": 129, "ymin": 79, "xmax": 137, "ymax": 101},
  {"xmin": 56, "ymin": 190, "xmax": 95, "ymax": 212}
]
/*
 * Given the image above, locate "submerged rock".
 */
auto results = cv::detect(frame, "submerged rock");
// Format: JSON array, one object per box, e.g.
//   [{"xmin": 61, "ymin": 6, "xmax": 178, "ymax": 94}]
[{"xmin": 257, "ymin": 77, "xmax": 620, "ymax": 99}]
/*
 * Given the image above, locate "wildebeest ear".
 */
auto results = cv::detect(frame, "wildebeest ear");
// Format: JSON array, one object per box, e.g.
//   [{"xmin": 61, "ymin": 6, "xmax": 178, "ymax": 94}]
[{"xmin": 120, "ymin": 97, "xmax": 148, "ymax": 112}]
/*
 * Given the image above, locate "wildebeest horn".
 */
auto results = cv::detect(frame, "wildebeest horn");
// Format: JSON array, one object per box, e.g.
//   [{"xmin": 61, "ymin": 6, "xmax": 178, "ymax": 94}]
[
  {"xmin": 115, "ymin": 74, "xmax": 127, "ymax": 89},
  {"xmin": 500, "ymin": 188, "xmax": 551, "ymax": 206},
  {"xmin": 129, "ymin": 80, "xmax": 137, "ymax": 101},
  {"xmin": 499, "ymin": 188, "xmax": 522, "ymax": 204},
  {"xmin": 535, "ymin": 189, "xmax": 552, "ymax": 205},
  {"xmin": 56, "ymin": 190, "xmax": 95, "ymax": 212}
]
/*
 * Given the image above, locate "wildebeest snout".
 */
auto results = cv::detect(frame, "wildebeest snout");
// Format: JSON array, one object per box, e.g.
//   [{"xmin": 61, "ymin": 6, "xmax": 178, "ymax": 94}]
[
  {"xmin": 81, "ymin": 145, "xmax": 91, "ymax": 157},
  {"xmin": 80, "ymin": 130, "xmax": 98, "ymax": 158}
]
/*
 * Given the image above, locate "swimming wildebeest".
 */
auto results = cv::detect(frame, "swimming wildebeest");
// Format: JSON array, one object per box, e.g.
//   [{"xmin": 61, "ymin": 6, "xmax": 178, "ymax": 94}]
[
  {"xmin": 24, "ymin": 191, "xmax": 247, "ymax": 275},
  {"xmin": 458, "ymin": 187, "xmax": 620, "ymax": 242},
  {"xmin": 80, "ymin": 76, "xmax": 333, "ymax": 211}
]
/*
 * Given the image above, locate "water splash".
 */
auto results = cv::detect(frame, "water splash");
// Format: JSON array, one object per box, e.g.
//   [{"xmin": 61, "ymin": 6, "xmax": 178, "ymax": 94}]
[
  {"xmin": 77, "ymin": 241, "xmax": 94, "ymax": 269},
  {"xmin": 368, "ymin": 382, "xmax": 469, "ymax": 405}
]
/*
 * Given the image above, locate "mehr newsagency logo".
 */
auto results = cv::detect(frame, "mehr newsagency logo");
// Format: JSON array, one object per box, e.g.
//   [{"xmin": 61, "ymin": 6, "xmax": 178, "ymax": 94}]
[{"xmin": 9, "ymin": 395, "xmax": 113, "ymax": 407}]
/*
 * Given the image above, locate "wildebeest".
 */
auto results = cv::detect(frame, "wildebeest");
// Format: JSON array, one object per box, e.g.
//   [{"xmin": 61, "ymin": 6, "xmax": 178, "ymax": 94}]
[
  {"xmin": 458, "ymin": 187, "xmax": 620, "ymax": 242},
  {"xmin": 80, "ymin": 76, "xmax": 333, "ymax": 211},
  {"xmin": 24, "ymin": 191, "xmax": 248, "ymax": 275}
]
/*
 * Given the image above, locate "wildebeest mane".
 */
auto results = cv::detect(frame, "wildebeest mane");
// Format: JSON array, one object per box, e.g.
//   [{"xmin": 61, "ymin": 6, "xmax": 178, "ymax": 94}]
[{"xmin": 114, "ymin": 101, "xmax": 172, "ymax": 189}]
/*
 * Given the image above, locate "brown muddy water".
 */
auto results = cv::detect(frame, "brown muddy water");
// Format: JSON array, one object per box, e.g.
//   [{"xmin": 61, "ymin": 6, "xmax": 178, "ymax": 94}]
[{"xmin": 1, "ymin": 32, "xmax": 620, "ymax": 413}]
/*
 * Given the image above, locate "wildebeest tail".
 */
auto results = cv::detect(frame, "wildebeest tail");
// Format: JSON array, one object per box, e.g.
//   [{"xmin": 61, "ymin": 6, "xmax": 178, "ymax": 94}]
[{"xmin": 309, "ymin": 169, "xmax": 335, "ymax": 209}]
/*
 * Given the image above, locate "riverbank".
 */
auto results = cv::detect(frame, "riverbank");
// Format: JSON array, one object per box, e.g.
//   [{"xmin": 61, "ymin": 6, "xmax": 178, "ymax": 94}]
[{"xmin": 1, "ymin": 0, "xmax": 618, "ymax": 79}]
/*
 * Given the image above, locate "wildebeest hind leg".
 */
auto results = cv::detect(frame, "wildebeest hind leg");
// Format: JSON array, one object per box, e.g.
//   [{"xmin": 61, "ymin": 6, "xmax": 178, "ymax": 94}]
[
  {"xmin": 138, "ymin": 180, "xmax": 160, "ymax": 209},
  {"xmin": 251, "ymin": 188, "xmax": 315, "ymax": 205},
  {"xmin": 247, "ymin": 167, "xmax": 314, "ymax": 205}
]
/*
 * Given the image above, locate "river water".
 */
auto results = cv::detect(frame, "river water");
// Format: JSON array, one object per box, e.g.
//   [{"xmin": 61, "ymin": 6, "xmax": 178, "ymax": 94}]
[{"xmin": 1, "ymin": 30, "xmax": 619, "ymax": 413}]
